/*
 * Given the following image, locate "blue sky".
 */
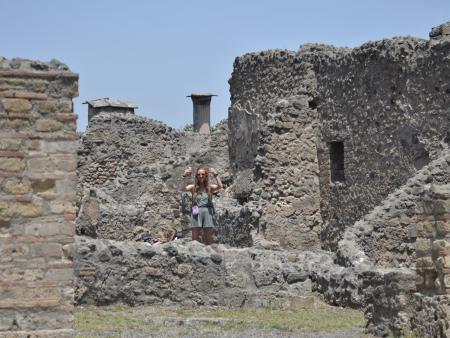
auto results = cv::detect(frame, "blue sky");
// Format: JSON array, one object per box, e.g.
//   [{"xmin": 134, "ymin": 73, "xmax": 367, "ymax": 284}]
[{"xmin": 1, "ymin": 0, "xmax": 449, "ymax": 131}]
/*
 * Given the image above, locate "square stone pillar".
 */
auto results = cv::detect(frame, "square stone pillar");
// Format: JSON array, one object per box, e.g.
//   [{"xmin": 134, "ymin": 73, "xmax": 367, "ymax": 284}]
[{"xmin": 0, "ymin": 59, "xmax": 78, "ymax": 337}]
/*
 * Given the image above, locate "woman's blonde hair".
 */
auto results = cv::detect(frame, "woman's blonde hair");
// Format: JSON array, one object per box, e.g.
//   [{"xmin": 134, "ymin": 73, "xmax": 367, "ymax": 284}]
[{"xmin": 193, "ymin": 167, "xmax": 212, "ymax": 203}]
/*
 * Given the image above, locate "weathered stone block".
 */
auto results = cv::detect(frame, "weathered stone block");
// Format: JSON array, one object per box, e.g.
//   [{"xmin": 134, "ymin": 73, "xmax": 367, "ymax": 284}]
[
  {"xmin": 0, "ymin": 158, "xmax": 25, "ymax": 172},
  {"xmin": 424, "ymin": 272, "xmax": 438, "ymax": 289},
  {"xmin": 0, "ymin": 285, "xmax": 60, "ymax": 303},
  {"xmin": 416, "ymin": 274, "xmax": 425, "ymax": 287},
  {"xmin": 2, "ymin": 179, "xmax": 30, "ymax": 194},
  {"xmin": 436, "ymin": 256, "xmax": 450, "ymax": 270},
  {"xmin": 0, "ymin": 217, "xmax": 10, "ymax": 229},
  {"xmin": 14, "ymin": 202, "xmax": 43, "ymax": 218},
  {"xmin": 57, "ymin": 99, "xmax": 73, "ymax": 113},
  {"xmin": 27, "ymin": 158, "xmax": 55, "ymax": 173},
  {"xmin": 1, "ymin": 98, "xmax": 32, "ymax": 112},
  {"xmin": 25, "ymin": 139, "xmax": 40, "ymax": 151},
  {"xmin": 45, "ymin": 268, "xmax": 73, "ymax": 282},
  {"xmin": 30, "ymin": 79, "xmax": 49, "ymax": 92},
  {"xmin": 416, "ymin": 238, "xmax": 432, "ymax": 256},
  {"xmin": 432, "ymin": 240, "xmax": 450, "ymax": 257},
  {"xmin": 1, "ymin": 268, "xmax": 45, "ymax": 283},
  {"xmin": 0, "ymin": 139, "xmax": 22, "ymax": 151},
  {"xmin": 416, "ymin": 256, "xmax": 434, "ymax": 267},
  {"xmin": 25, "ymin": 223, "xmax": 58, "ymax": 236},
  {"xmin": 41, "ymin": 140, "xmax": 78, "ymax": 154},
  {"xmin": 50, "ymin": 200, "xmax": 75, "ymax": 214},
  {"xmin": 0, "ymin": 202, "xmax": 42, "ymax": 218},
  {"xmin": 35, "ymin": 119, "xmax": 63, "ymax": 132},
  {"xmin": 58, "ymin": 222, "xmax": 75, "ymax": 236},
  {"xmin": 62, "ymin": 243, "xmax": 74, "ymax": 260},
  {"xmin": 31, "ymin": 179, "xmax": 55, "ymax": 192},
  {"xmin": 37, "ymin": 100, "xmax": 58, "ymax": 113},
  {"xmin": 436, "ymin": 221, "xmax": 450, "ymax": 236},
  {"xmin": 55, "ymin": 180, "xmax": 76, "ymax": 198},
  {"xmin": 444, "ymin": 274, "xmax": 450, "ymax": 288},
  {"xmin": 54, "ymin": 156, "xmax": 76, "ymax": 171},
  {"xmin": 416, "ymin": 222, "xmax": 436, "ymax": 238},
  {"xmin": 31, "ymin": 243, "xmax": 62, "ymax": 258}
]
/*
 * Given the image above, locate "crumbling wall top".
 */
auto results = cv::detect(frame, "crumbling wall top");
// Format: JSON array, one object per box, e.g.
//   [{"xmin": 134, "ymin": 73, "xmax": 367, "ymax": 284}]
[
  {"xmin": 0, "ymin": 56, "xmax": 78, "ymax": 80},
  {"xmin": 429, "ymin": 21, "xmax": 450, "ymax": 40}
]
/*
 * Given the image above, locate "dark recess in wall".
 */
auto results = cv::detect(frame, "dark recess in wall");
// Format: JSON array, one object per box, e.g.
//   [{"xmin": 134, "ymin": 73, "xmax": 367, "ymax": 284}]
[{"xmin": 330, "ymin": 141, "xmax": 345, "ymax": 182}]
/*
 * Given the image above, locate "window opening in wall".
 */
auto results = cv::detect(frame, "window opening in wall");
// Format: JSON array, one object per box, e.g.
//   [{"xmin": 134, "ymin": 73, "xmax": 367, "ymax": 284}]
[{"xmin": 329, "ymin": 141, "xmax": 345, "ymax": 182}]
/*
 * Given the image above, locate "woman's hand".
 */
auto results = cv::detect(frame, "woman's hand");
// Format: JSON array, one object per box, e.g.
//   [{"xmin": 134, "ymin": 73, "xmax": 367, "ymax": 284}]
[
  {"xmin": 209, "ymin": 167, "xmax": 222, "ymax": 191},
  {"xmin": 209, "ymin": 167, "xmax": 218, "ymax": 176},
  {"xmin": 183, "ymin": 167, "xmax": 192, "ymax": 177}
]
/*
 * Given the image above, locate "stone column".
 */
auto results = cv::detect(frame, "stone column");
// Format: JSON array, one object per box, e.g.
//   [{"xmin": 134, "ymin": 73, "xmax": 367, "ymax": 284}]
[
  {"xmin": 188, "ymin": 93, "xmax": 216, "ymax": 134},
  {"xmin": 0, "ymin": 59, "xmax": 78, "ymax": 337}
]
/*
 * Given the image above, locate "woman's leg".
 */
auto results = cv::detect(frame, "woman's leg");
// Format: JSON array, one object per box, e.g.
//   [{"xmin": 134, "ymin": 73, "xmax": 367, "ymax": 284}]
[
  {"xmin": 204, "ymin": 228, "xmax": 213, "ymax": 245},
  {"xmin": 192, "ymin": 227, "xmax": 201, "ymax": 242}
]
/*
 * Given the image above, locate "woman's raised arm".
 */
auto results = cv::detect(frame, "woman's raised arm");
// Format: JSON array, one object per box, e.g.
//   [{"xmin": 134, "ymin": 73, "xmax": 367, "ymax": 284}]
[
  {"xmin": 181, "ymin": 167, "xmax": 194, "ymax": 192},
  {"xmin": 209, "ymin": 167, "xmax": 222, "ymax": 192}
]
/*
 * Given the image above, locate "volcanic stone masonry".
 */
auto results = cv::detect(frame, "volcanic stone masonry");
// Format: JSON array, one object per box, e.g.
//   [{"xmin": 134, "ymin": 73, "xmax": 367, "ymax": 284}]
[
  {"xmin": 2, "ymin": 21, "xmax": 450, "ymax": 338},
  {"xmin": 76, "ymin": 113, "xmax": 255, "ymax": 247},
  {"xmin": 228, "ymin": 27, "xmax": 450, "ymax": 251},
  {"xmin": 73, "ymin": 22, "xmax": 450, "ymax": 337},
  {"xmin": 0, "ymin": 57, "xmax": 78, "ymax": 337}
]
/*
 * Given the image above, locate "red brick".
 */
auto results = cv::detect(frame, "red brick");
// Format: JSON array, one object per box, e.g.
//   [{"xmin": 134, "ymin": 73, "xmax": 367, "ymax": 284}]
[
  {"xmin": 79, "ymin": 268, "xmax": 96, "ymax": 277},
  {"xmin": 0, "ymin": 90, "xmax": 47, "ymax": 100},
  {"xmin": 55, "ymin": 113, "xmax": 78, "ymax": 122},
  {"xmin": 416, "ymin": 215, "xmax": 435, "ymax": 221},
  {"xmin": 0, "ymin": 299, "xmax": 59, "ymax": 309},
  {"xmin": 0, "ymin": 170, "xmax": 22, "ymax": 177},
  {"xmin": 14, "ymin": 196, "xmax": 32, "ymax": 203},
  {"xmin": 417, "ymin": 231, "xmax": 435, "ymax": 238},
  {"xmin": 63, "ymin": 213, "xmax": 76, "ymax": 221},
  {"xmin": 0, "ymin": 112, "xmax": 33, "ymax": 120},
  {"xmin": 48, "ymin": 261, "xmax": 73, "ymax": 269},
  {"xmin": 0, "ymin": 69, "xmax": 78, "ymax": 80},
  {"xmin": 438, "ymin": 213, "xmax": 450, "ymax": 221},
  {"xmin": 416, "ymin": 267, "xmax": 437, "ymax": 273},
  {"xmin": 0, "ymin": 150, "xmax": 25, "ymax": 158}
]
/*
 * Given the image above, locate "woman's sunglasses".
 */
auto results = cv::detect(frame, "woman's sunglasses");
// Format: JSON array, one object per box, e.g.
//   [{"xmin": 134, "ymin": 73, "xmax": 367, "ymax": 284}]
[{"xmin": 196, "ymin": 173, "xmax": 206, "ymax": 177}]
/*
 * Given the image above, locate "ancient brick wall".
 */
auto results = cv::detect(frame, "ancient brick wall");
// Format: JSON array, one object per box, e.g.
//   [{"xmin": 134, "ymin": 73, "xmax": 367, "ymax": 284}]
[
  {"xmin": 416, "ymin": 181, "xmax": 450, "ymax": 294},
  {"xmin": 0, "ymin": 57, "xmax": 78, "ymax": 337}
]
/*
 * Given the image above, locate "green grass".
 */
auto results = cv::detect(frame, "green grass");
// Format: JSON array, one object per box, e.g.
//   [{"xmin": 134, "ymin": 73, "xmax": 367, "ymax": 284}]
[
  {"xmin": 166, "ymin": 306, "xmax": 365, "ymax": 332},
  {"xmin": 75, "ymin": 303, "xmax": 367, "ymax": 337}
]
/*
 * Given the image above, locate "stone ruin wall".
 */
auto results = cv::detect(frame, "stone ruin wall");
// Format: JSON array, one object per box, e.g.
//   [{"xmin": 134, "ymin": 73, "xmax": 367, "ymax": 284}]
[
  {"xmin": 334, "ymin": 150, "xmax": 450, "ymax": 336},
  {"xmin": 229, "ymin": 50, "xmax": 323, "ymax": 250},
  {"xmin": 225, "ymin": 23, "xmax": 450, "ymax": 337},
  {"xmin": 1, "ymin": 21, "xmax": 442, "ymax": 338},
  {"xmin": 340, "ymin": 151, "xmax": 450, "ymax": 269},
  {"xmin": 315, "ymin": 35, "xmax": 450, "ymax": 251},
  {"xmin": 76, "ymin": 113, "xmax": 254, "ymax": 247},
  {"xmin": 0, "ymin": 57, "xmax": 78, "ymax": 337},
  {"xmin": 228, "ymin": 25, "xmax": 450, "ymax": 256}
]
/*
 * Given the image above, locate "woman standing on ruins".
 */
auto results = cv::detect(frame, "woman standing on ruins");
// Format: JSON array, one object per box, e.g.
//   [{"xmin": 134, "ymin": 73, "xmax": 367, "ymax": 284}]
[{"xmin": 181, "ymin": 166, "xmax": 222, "ymax": 245}]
